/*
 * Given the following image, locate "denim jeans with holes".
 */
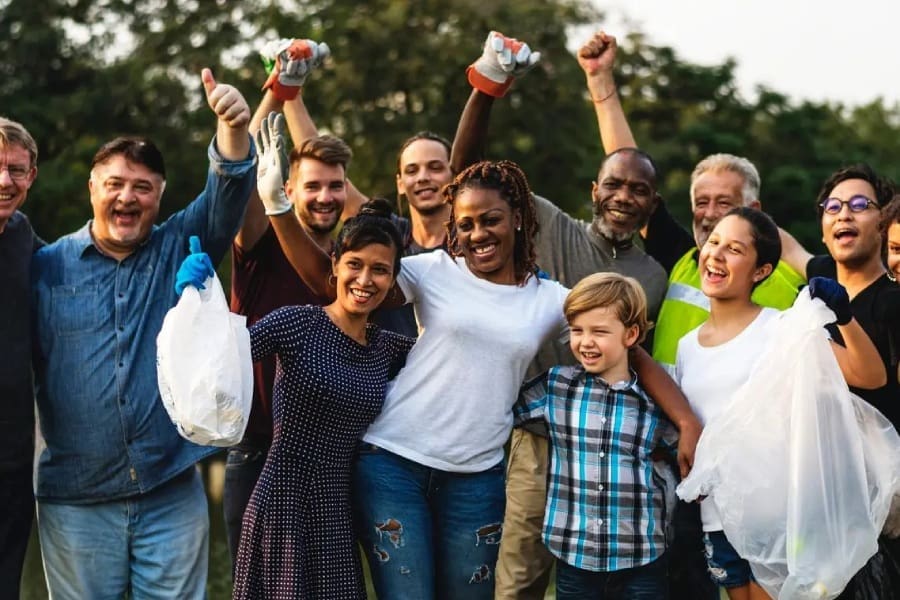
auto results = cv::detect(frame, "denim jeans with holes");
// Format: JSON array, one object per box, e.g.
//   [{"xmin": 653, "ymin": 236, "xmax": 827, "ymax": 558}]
[{"xmin": 352, "ymin": 444, "xmax": 505, "ymax": 600}]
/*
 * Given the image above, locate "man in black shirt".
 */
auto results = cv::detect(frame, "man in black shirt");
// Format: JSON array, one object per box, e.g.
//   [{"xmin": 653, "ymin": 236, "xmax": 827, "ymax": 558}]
[
  {"xmin": 781, "ymin": 163, "xmax": 899, "ymax": 598},
  {"xmin": 0, "ymin": 116, "xmax": 43, "ymax": 597}
]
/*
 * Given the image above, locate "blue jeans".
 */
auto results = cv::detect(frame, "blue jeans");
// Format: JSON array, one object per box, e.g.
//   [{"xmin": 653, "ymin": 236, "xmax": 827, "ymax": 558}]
[
  {"xmin": 702, "ymin": 531, "xmax": 754, "ymax": 588},
  {"xmin": 352, "ymin": 444, "xmax": 505, "ymax": 600},
  {"xmin": 556, "ymin": 555, "xmax": 669, "ymax": 600},
  {"xmin": 37, "ymin": 467, "xmax": 208, "ymax": 600},
  {"xmin": 222, "ymin": 438, "xmax": 269, "ymax": 572}
]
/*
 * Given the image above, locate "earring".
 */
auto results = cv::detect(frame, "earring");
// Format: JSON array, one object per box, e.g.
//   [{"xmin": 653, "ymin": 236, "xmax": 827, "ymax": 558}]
[{"xmin": 516, "ymin": 225, "xmax": 522, "ymax": 231}]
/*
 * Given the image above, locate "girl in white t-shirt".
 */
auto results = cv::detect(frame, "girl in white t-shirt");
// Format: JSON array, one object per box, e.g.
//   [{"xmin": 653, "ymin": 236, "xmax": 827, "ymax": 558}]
[{"xmin": 676, "ymin": 207, "xmax": 885, "ymax": 600}]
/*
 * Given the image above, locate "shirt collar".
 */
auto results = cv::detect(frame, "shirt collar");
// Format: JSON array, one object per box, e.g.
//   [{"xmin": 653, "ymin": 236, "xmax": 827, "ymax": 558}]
[
  {"xmin": 74, "ymin": 220, "xmax": 156, "ymax": 259},
  {"xmin": 577, "ymin": 365, "xmax": 640, "ymax": 392}
]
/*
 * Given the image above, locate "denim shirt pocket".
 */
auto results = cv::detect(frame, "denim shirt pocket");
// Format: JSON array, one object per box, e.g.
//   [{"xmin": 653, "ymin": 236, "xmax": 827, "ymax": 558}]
[{"xmin": 51, "ymin": 285, "xmax": 101, "ymax": 335}]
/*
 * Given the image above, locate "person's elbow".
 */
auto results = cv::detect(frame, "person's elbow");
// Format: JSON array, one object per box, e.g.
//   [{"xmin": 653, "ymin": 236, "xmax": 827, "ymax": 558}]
[{"xmin": 847, "ymin": 364, "xmax": 888, "ymax": 390}]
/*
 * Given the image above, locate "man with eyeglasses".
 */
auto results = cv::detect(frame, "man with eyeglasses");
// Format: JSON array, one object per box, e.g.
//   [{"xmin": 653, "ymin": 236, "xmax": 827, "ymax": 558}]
[
  {"xmin": 781, "ymin": 163, "xmax": 899, "ymax": 427},
  {"xmin": 0, "ymin": 116, "xmax": 42, "ymax": 598},
  {"xmin": 782, "ymin": 163, "xmax": 900, "ymax": 598}
]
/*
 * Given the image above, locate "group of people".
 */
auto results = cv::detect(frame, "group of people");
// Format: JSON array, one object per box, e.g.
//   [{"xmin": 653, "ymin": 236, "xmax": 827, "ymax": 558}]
[{"xmin": 0, "ymin": 27, "xmax": 897, "ymax": 600}]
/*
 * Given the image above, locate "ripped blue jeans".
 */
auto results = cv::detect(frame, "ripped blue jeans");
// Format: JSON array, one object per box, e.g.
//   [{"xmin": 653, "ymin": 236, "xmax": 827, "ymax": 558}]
[{"xmin": 352, "ymin": 444, "xmax": 505, "ymax": 599}]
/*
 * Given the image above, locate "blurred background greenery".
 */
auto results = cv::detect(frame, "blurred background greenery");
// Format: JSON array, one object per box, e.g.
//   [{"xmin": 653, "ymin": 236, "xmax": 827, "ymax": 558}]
[
  {"xmin": 6, "ymin": 0, "xmax": 898, "ymax": 596},
  {"xmin": 3, "ymin": 0, "xmax": 898, "ymax": 255}
]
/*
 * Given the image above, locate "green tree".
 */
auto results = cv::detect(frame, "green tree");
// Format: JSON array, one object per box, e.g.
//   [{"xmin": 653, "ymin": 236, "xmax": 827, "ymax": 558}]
[
  {"xmin": 611, "ymin": 32, "xmax": 900, "ymax": 250},
  {"xmin": 3, "ymin": 0, "xmax": 898, "ymax": 253}
]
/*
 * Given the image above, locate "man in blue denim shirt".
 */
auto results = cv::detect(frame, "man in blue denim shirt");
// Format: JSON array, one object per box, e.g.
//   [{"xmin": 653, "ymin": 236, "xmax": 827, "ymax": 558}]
[{"xmin": 31, "ymin": 69, "xmax": 256, "ymax": 599}]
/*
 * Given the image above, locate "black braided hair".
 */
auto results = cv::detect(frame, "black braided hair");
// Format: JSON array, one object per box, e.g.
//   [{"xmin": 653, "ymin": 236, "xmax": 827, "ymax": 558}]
[{"xmin": 442, "ymin": 160, "xmax": 539, "ymax": 286}]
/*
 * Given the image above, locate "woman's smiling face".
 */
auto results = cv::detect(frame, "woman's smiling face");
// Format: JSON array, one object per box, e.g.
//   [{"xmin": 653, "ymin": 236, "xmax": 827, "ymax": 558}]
[
  {"xmin": 699, "ymin": 214, "xmax": 771, "ymax": 300},
  {"xmin": 452, "ymin": 186, "xmax": 519, "ymax": 285}
]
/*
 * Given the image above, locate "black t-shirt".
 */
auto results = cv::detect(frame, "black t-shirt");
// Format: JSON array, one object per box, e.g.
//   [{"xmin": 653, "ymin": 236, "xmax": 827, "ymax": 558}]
[
  {"xmin": 1, "ymin": 211, "xmax": 43, "ymax": 472},
  {"xmin": 643, "ymin": 202, "xmax": 695, "ymax": 275},
  {"xmin": 808, "ymin": 255, "xmax": 900, "ymax": 429}
]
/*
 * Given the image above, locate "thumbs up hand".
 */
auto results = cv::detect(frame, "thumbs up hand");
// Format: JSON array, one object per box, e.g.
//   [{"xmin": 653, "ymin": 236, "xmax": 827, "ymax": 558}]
[{"xmin": 201, "ymin": 68, "xmax": 250, "ymax": 129}]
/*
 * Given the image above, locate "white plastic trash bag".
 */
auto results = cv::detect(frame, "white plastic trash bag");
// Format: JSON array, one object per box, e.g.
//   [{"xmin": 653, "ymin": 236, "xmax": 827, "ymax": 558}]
[
  {"xmin": 677, "ymin": 290, "xmax": 900, "ymax": 599},
  {"xmin": 157, "ymin": 273, "xmax": 253, "ymax": 447}
]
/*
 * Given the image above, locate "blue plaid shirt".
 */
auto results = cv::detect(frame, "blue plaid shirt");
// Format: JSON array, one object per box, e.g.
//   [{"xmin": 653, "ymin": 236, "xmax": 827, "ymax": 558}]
[{"xmin": 515, "ymin": 364, "xmax": 677, "ymax": 572}]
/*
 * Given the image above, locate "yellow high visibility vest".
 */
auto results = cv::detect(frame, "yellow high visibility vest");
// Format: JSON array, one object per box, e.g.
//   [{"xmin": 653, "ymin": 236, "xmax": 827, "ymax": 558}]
[{"xmin": 652, "ymin": 249, "xmax": 805, "ymax": 374}]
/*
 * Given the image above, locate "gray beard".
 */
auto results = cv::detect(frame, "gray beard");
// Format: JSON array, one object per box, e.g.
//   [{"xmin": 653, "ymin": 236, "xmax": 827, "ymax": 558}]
[{"xmin": 591, "ymin": 217, "xmax": 636, "ymax": 244}]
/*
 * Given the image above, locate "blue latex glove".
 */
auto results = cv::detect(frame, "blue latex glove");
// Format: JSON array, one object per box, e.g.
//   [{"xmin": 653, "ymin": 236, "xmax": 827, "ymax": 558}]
[
  {"xmin": 175, "ymin": 236, "xmax": 216, "ymax": 296},
  {"xmin": 808, "ymin": 276, "xmax": 852, "ymax": 325}
]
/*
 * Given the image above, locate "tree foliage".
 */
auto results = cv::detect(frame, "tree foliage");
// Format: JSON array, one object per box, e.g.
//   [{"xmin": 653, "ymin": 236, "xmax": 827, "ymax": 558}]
[{"xmin": 2, "ymin": 0, "xmax": 898, "ymax": 253}]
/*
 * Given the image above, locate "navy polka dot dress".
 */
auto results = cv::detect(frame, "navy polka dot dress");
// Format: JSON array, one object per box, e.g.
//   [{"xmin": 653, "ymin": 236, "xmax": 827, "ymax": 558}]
[{"xmin": 233, "ymin": 305, "xmax": 413, "ymax": 599}]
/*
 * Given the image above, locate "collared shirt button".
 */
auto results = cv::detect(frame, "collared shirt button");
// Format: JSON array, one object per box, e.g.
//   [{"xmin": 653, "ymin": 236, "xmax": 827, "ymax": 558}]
[
  {"xmin": 598, "ymin": 451, "xmax": 605, "ymax": 458},
  {"xmin": 600, "ymin": 417, "xmax": 606, "ymax": 424},
  {"xmin": 598, "ymin": 484, "xmax": 604, "ymax": 491},
  {"xmin": 598, "ymin": 519, "xmax": 603, "ymax": 526}
]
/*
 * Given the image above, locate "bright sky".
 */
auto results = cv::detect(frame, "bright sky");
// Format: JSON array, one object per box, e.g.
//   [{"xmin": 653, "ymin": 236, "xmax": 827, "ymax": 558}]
[{"xmin": 588, "ymin": 0, "xmax": 900, "ymax": 107}]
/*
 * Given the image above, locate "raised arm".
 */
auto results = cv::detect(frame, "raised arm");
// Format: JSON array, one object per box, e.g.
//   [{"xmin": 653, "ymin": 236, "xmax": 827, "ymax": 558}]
[
  {"xmin": 255, "ymin": 112, "xmax": 335, "ymax": 298},
  {"xmin": 235, "ymin": 91, "xmax": 284, "ymax": 250},
  {"xmin": 451, "ymin": 90, "xmax": 494, "ymax": 173},
  {"xmin": 237, "ymin": 38, "xmax": 328, "ymax": 250},
  {"xmin": 282, "ymin": 89, "xmax": 373, "ymax": 220},
  {"xmin": 778, "ymin": 226, "xmax": 814, "ymax": 279},
  {"xmin": 577, "ymin": 31, "xmax": 636, "ymax": 153},
  {"xmin": 450, "ymin": 31, "xmax": 540, "ymax": 173},
  {"xmin": 631, "ymin": 346, "xmax": 702, "ymax": 478}
]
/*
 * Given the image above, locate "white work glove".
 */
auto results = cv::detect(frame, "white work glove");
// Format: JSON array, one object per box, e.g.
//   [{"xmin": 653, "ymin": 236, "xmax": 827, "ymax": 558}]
[
  {"xmin": 467, "ymin": 31, "xmax": 541, "ymax": 98},
  {"xmin": 255, "ymin": 112, "xmax": 292, "ymax": 216},
  {"xmin": 261, "ymin": 38, "xmax": 330, "ymax": 101}
]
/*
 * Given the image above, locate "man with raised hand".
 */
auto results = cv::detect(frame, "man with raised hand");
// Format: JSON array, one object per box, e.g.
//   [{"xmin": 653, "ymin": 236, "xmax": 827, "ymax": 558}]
[
  {"xmin": 581, "ymin": 29, "xmax": 812, "ymax": 599},
  {"xmin": 452, "ymin": 31, "xmax": 695, "ymax": 599},
  {"xmin": 31, "ymin": 69, "xmax": 256, "ymax": 599},
  {"xmin": 575, "ymin": 30, "xmax": 806, "ymax": 377},
  {"xmin": 0, "ymin": 116, "xmax": 42, "ymax": 599},
  {"xmin": 225, "ymin": 37, "xmax": 358, "ymax": 570},
  {"xmin": 783, "ymin": 165, "xmax": 900, "ymax": 598}
]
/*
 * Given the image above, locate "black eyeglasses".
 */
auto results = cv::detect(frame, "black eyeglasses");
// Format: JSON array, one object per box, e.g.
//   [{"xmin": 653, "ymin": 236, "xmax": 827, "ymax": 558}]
[{"xmin": 819, "ymin": 194, "xmax": 878, "ymax": 215}]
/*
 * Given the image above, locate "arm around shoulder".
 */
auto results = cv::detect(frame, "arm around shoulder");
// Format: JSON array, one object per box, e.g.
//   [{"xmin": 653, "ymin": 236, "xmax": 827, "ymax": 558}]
[
  {"xmin": 778, "ymin": 227, "xmax": 813, "ymax": 280},
  {"xmin": 631, "ymin": 346, "xmax": 702, "ymax": 477}
]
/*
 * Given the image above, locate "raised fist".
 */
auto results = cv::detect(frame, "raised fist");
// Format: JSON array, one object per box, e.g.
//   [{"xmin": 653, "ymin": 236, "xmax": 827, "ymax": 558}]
[{"xmin": 467, "ymin": 31, "xmax": 541, "ymax": 98}]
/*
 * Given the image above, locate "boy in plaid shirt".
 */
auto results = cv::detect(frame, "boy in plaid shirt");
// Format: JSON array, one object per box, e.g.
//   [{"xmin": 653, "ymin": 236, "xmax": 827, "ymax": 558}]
[{"xmin": 516, "ymin": 272, "xmax": 679, "ymax": 599}]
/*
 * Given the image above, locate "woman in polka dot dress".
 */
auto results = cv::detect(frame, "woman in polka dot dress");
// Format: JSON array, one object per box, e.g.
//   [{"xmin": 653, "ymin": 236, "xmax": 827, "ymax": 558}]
[{"xmin": 230, "ymin": 202, "xmax": 414, "ymax": 599}]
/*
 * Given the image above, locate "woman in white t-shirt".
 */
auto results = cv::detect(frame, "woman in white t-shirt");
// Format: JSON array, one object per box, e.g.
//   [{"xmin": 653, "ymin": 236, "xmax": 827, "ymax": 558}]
[
  {"xmin": 676, "ymin": 207, "xmax": 885, "ymax": 600},
  {"xmin": 350, "ymin": 160, "xmax": 570, "ymax": 599},
  {"xmin": 266, "ymin": 156, "xmax": 697, "ymax": 598}
]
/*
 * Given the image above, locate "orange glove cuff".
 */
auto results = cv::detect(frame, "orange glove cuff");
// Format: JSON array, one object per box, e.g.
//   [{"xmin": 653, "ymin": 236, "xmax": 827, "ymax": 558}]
[{"xmin": 466, "ymin": 66, "xmax": 513, "ymax": 98}]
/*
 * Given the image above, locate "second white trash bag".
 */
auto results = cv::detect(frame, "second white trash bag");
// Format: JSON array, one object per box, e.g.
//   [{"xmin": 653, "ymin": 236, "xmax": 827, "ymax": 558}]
[
  {"xmin": 157, "ymin": 271, "xmax": 253, "ymax": 447},
  {"xmin": 677, "ymin": 290, "xmax": 900, "ymax": 599}
]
